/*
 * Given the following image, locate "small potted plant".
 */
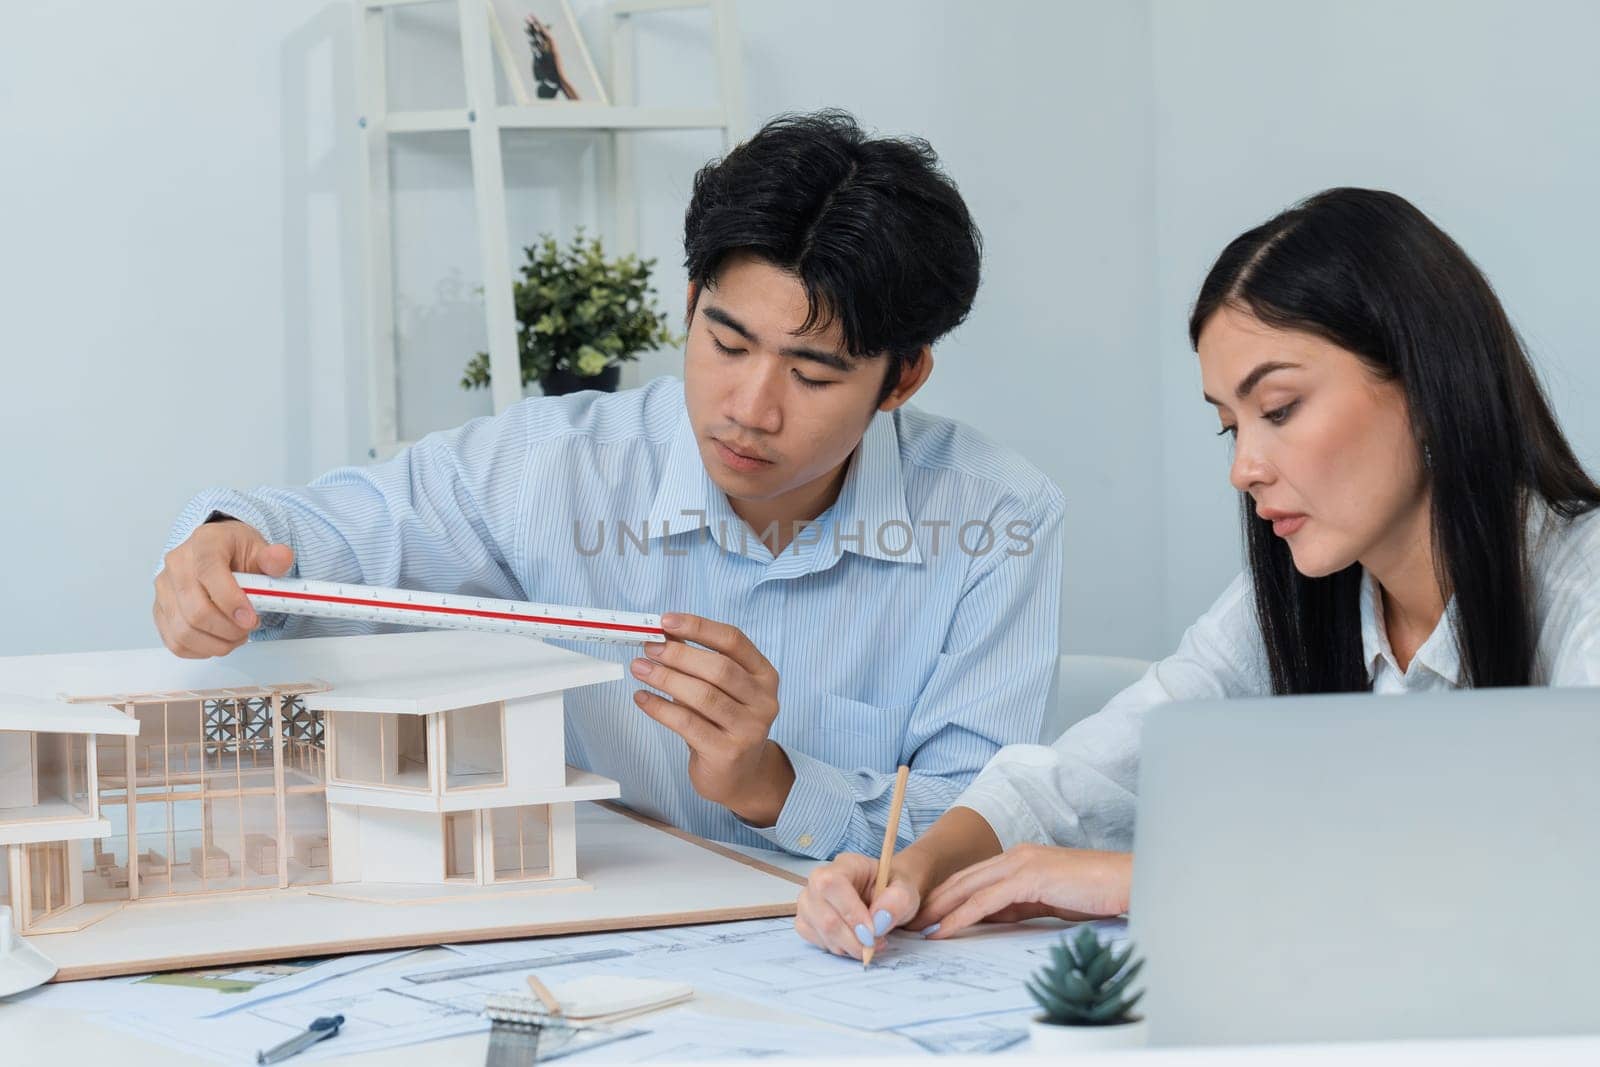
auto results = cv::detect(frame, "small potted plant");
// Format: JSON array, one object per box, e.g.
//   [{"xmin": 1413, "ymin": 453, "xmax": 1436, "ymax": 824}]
[
  {"xmin": 462, "ymin": 230, "xmax": 680, "ymax": 398},
  {"xmin": 1026, "ymin": 924, "xmax": 1148, "ymax": 1052}
]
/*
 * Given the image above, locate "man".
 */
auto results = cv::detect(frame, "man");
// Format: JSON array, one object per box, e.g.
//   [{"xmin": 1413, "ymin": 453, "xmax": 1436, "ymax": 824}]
[{"xmin": 154, "ymin": 110, "xmax": 1063, "ymax": 859}]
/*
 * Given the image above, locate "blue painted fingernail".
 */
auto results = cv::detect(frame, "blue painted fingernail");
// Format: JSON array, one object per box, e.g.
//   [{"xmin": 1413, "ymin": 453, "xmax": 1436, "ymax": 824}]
[
  {"xmin": 920, "ymin": 923, "xmax": 941, "ymax": 937},
  {"xmin": 873, "ymin": 910, "xmax": 893, "ymax": 936},
  {"xmin": 854, "ymin": 923, "xmax": 874, "ymax": 947}
]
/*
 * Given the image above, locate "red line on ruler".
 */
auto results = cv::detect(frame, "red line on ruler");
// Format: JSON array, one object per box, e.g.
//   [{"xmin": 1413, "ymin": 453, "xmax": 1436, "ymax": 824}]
[{"xmin": 239, "ymin": 586, "xmax": 664, "ymax": 638}]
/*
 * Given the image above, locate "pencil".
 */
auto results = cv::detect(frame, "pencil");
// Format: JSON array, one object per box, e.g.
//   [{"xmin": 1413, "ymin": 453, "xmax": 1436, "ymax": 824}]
[
  {"xmin": 862, "ymin": 764, "xmax": 911, "ymax": 968},
  {"xmin": 526, "ymin": 973, "xmax": 564, "ymax": 1017}
]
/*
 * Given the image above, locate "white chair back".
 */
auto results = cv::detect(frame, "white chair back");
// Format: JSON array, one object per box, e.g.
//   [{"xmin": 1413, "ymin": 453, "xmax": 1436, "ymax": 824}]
[{"xmin": 1042, "ymin": 654, "xmax": 1150, "ymax": 743}]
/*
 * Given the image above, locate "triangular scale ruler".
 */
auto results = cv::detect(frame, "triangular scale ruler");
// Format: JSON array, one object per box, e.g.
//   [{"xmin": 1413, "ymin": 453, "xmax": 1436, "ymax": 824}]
[{"xmin": 235, "ymin": 572, "xmax": 665, "ymax": 646}]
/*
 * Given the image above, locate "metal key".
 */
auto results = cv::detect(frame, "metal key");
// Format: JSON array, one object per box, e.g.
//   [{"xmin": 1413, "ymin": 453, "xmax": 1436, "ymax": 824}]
[{"xmin": 257, "ymin": 1014, "xmax": 346, "ymax": 1064}]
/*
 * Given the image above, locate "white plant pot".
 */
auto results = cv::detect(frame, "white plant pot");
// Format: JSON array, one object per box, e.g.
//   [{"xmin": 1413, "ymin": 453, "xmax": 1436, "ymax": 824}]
[{"xmin": 1027, "ymin": 1016, "xmax": 1148, "ymax": 1053}]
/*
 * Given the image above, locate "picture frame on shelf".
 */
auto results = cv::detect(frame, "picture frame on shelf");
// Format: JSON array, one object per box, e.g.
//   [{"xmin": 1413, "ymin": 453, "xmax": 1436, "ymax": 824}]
[{"xmin": 487, "ymin": 0, "xmax": 609, "ymax": 105}]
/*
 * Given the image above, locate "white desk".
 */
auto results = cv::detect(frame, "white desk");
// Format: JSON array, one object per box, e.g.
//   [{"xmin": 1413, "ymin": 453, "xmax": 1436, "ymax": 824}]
[
  {"xmin": 5, "ymin": 983, "xmax": 1600, "ymax": 1067},
  {"xmin": 5, "ymin": 846, "xmax": 1598, "ymax": 1065}
]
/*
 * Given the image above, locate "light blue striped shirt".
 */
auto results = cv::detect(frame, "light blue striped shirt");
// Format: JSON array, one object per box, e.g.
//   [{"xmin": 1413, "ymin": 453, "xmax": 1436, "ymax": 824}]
[{"xmin": 166, "ymin": 377, "xmax": 1063, "ymax": 858}]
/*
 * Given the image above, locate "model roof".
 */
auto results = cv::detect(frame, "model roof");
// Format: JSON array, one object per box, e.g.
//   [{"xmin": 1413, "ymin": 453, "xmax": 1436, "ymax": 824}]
[
  {"xmin": 0, "ymin": 694, "xmax": 137, "ymax": 735},
  {"xmin": 0, "ymin": 631, "xmax": 623, "ymax": 715}
]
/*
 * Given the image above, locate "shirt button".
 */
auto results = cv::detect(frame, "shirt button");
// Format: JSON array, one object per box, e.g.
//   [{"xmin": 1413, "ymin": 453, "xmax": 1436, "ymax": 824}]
[{"xmin": 797, "ymin": 833, "xmax": 814, "ymax": 848}]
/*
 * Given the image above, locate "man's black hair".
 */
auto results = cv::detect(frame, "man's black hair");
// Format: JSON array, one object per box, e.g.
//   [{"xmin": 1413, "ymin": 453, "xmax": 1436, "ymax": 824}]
[{"xmin": 684, "ymin": 109, "xmax": 982, "ymax": 398}]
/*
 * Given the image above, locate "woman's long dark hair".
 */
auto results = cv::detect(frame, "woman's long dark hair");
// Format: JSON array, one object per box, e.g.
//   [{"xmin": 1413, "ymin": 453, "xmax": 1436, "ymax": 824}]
[{"xmin": 1190, "ymin": 188, "xmax": 1600, "ymax": 693}]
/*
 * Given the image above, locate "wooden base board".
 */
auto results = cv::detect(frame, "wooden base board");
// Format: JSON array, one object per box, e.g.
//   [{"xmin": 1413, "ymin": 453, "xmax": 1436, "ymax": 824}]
[
  {"xmin": 306, "ymin": 877, "xmax": 591, "ymax": 906},
  {"xmin": 33, "ymin": 802, "xmax": 804, "ymax": 981}
]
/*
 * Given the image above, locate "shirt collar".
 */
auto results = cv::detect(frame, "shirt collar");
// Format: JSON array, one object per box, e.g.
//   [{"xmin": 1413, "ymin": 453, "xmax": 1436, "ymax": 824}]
[
  {"xmin": 641, "ymin": 402, "xmax": 922, "ymax": 569},
  {"xmin": 813, "ymin": 408, "xmax": 923, "ymax": 568},
  {"xmin": 1359, "ymin": 568, "xmax": 1463, "ymax": 686},
  {"xmin": 643, "ymin": 405, "xmax": 722, "ymax": 541}
]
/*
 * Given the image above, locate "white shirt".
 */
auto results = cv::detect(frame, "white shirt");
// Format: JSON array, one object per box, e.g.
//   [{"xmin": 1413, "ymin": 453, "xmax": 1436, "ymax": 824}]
[{"xmin": 955, "ymin": 506, "xmax": 1600, "ymax": 852}]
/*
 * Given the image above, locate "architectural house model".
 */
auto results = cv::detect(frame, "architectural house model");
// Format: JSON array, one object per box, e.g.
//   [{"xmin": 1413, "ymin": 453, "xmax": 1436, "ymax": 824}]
[
  {"xmin": 0, "ymin": 629, "xmax": 803, "ymax": 984},
  {"xmin": 0, "ymin": 630, "xmax": 625, "ymax": 939}
]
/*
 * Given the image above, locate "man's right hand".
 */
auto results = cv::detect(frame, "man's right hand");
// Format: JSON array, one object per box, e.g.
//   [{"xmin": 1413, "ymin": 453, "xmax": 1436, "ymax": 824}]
[
  {"xmin": 795, "ymin": 851, "xmax": 927, "ymax": 960},
  {"xmin": 153, "ymin": 519, "xmax": 294, "ymax": 659}
]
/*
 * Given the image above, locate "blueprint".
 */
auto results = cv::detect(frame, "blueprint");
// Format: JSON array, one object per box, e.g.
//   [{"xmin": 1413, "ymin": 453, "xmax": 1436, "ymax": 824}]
[
  {"xmin": 68, "ymin": 916, "xmax": 1130, "ymax": 1060},
  {"xmin": 620, "ymin": 920, "xmax": 1107, "ymax": 1031},
  {"xmin": 893, "ymin": 1007, "xmax": 1037, "ymax": 1054}
]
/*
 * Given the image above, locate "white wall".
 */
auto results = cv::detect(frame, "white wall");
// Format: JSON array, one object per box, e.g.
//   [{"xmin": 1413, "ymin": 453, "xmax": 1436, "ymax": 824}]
[
  {"xmin": 0, "ymin": 0, "xmax": 1162, "ymax": 658},
  {"xmin": 2, "ymin": 1, "xmax": 1595, "ymax": 663},
  {"xmin": 1, "ymin": 2, "xmax": 367, "ymax": 655}
]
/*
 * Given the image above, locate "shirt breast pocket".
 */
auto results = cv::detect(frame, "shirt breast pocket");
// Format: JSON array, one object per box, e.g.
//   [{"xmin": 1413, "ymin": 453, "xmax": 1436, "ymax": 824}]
[{"xmin": 781, "ymin": 688, "xmax": 916, "ymax": 771}]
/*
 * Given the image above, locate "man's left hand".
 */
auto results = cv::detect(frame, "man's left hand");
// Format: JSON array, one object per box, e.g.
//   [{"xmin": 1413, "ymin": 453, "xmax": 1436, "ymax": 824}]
[{"xmin": 631, "ymin": 613, "xmax": 795, "ymax": 825}]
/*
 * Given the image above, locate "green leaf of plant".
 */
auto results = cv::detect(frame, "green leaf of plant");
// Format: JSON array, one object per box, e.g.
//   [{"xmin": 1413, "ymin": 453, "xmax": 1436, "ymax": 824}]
[
  {"xmin": 1056, "ymin": 969, "xmax": 1095, "ymax": 1003},
  {"xmin": 1096, "ymin": 958, "xmax": 1145, "ymax": 1004},
  {"xmin": 1070, "ymin": 925, "xmax": 1102, "ymax": 968},
  {"xmin": 1084, "ymin": 944, "xmax": 1121, "ymax": 987},
  {"xmin": 1027, "ymin": 979, "xmax": 1089, "ymax": 1025},
  {"xmin": 465, "ymin": 229, "xmax": 681, "ymax": 381},
  {"xmin": 1088, "ymin": 988, "xmax": 1144, "ymax": 1024}
]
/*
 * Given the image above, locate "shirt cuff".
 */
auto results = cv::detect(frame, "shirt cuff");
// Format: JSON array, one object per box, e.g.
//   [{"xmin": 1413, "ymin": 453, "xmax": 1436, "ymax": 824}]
[
  {"xmin": 951, "ymin": 770, "xmax": 1052, "ymax": 852},
  {"xmin": 163, "ymin": 489, "xmax": 299, "ymax": 570},
  {"xmin": 743, "ymin": 744, "xmax": 858, "ymax": 859},
  {"xmin": 161, "ymin": 489, "xmax": 300, "ymax": 634}
]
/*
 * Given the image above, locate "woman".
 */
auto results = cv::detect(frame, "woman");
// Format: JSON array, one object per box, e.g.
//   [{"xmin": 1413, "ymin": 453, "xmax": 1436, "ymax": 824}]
[{"xmin": 796, "ymin": 187, "xmax": 1600, "ymax": 958}]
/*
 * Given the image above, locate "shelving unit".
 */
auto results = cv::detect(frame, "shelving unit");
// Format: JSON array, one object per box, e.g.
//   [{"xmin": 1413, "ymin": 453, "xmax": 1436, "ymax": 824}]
[{"xmin": 355, "ymin": 0, "xmax": 745, "ymax": 458}]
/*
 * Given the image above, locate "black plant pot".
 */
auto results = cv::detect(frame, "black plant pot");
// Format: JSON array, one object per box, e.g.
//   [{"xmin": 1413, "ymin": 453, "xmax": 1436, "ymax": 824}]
[{"xmin": 539, "ymin": 364, "xmax": 621, "ymax": 396}]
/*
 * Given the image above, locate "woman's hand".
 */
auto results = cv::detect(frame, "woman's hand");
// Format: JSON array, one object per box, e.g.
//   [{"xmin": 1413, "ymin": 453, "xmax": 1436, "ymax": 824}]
[
  {"xmin": 795, "ymin": 852, "xmax": 928, "ymax": 960},
  {"xmin": 915, "ymin": 845, "xmax": 1133, "ymax": 939}
]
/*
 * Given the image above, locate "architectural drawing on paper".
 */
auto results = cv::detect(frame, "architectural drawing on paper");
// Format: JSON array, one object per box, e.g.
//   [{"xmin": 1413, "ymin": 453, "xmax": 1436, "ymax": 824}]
[{"xmin": 0, "ymin": 630, "xmax": 624, "ymax": 938}]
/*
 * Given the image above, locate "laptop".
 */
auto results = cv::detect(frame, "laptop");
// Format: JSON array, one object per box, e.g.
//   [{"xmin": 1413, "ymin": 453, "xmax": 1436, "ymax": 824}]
[{"xmin": 1129, "ymin": 686, "xmax": 1600, "ymax": 1047}]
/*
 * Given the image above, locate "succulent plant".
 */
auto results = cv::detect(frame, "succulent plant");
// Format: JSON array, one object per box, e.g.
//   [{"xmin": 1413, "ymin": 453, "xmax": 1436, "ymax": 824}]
[{"xmin": 1027, "ymin": 925, "xmax": 1145, "ymax": 1027}]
